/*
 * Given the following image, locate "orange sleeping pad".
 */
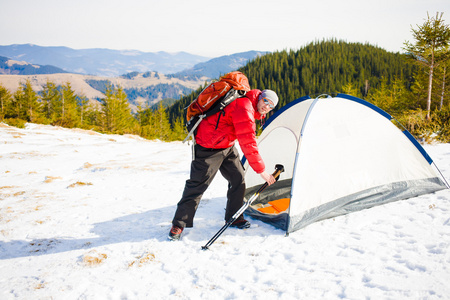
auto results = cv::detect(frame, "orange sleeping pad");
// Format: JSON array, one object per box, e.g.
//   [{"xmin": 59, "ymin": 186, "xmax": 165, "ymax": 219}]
[
  {"xmin": 257, "ymin": 206, "xmax": 279, "ymax": 214},
  {"xmin": 257, "ymin": 198, "xmax": 290, "ymax": 214}
]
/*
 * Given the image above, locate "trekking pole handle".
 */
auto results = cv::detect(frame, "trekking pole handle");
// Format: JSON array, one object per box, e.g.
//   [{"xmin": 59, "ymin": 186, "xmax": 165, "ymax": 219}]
[
  {"xmin": 274, "ymin": 164, "xmax": 285, "ymax": 180},
  {"xmin": 255, "ymin": 164, "xmax": 285, "ymax": 194}
]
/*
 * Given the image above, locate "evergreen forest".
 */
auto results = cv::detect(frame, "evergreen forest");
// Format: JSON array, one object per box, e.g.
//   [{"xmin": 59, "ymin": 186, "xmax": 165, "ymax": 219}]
[
  {"xmin": 168, "ymin": 40, "xmax": 418, "ymax": 119},
  {"xmin": 169, "ymin": 39, "xmax": 449, "ymax": 142},
  {"xmin": 1, "ymin": 39, "xmax": 449, "ymax": 142}
]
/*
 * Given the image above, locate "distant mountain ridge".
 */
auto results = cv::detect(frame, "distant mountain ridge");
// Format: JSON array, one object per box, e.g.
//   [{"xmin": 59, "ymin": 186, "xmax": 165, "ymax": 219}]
[
  {"xmin": 0, "ymin": 44, "xmax": 266, "ymax": 79},
  {"xmin": 174, "ymin": 51, "xmax": 267, "ymax": 78},
  {"xmin": 0, "ymin": 44, "xmax": 268, "ymax": 107},
  {"xmin": 0, "ymin": 55, "xmax": 68, "ymax": 75},
  {"xmin": 0, "ymin": 44, "xmax": 210, "ymax": 76}
]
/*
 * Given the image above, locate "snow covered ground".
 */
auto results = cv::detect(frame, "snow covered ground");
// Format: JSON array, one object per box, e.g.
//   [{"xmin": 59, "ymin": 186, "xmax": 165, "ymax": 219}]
[{"xmin": 1, "ymin": 123, "xmax": 449, "ymax": 299}]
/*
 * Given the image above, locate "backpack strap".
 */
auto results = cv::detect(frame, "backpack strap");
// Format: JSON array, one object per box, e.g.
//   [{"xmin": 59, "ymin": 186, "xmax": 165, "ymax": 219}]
[
  {"xmin": 215, "ymin": 111, "xmax": 225, "ymax": 130},
  {"xmin": 203, "ymin": 88, "xmax": 242, "ymax": 118},
  {"xmin": 183, "ymin": 115, "xmax": 205, "ymax": 143}
]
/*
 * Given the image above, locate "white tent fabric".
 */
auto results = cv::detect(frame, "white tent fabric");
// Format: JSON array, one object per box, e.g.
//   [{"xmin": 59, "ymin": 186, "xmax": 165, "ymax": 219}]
[{"xmin": 243, "ymin": 94, "xmax": 448, "ymax": 234}]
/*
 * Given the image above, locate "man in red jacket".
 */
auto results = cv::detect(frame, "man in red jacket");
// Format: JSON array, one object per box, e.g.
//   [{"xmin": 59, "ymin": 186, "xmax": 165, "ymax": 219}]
[{"xmin": 169, "ymin": 89, "xmax": 279, "ymax": 240}]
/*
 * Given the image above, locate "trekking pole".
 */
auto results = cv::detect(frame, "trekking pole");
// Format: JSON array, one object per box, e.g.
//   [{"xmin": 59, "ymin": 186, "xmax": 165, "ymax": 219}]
[{"xmin": 201, "ymin": 164, "xmax": 285, "ymax": 250}]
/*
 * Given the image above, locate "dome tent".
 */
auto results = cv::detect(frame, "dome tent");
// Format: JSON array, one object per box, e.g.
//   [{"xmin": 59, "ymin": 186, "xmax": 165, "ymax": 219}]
[{"xmin": 242, "ymin": 94, "xmax": 448, "ymax": 234}]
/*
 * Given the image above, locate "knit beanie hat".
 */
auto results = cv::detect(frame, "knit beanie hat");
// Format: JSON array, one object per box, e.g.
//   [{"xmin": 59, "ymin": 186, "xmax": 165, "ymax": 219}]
[{"xmin": 260, "ymin": 90, "xmax": 279, "ymax": 107}]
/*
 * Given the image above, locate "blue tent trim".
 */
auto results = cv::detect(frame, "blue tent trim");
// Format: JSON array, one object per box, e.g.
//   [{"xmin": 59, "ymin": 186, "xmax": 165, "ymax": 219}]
[
  {"xmin": 262, "ymin": 95, "xmax": 311, "ymax": 130},
  {"xmin": 402, "ymin": 130, "xmax": 433, "ymax": 164},
  {"xmin": 337, "ymin": 93, "xmax": 392, "ymax": 120}
]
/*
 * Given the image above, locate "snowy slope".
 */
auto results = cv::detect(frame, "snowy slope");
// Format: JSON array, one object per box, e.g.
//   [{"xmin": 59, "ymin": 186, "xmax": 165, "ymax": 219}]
[{"xmin": 1, "ymin": 123, "xmax": 449, "ymax": 299}]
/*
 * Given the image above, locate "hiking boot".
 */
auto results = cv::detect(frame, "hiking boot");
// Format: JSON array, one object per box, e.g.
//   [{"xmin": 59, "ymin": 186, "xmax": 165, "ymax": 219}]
[
  {"xmin": 230, "ymin": 218, "xmax": 251, "ymax": 229},
  {"xmin": 168, "ymin": 225, "xmax": 183, "ymax": 241}
]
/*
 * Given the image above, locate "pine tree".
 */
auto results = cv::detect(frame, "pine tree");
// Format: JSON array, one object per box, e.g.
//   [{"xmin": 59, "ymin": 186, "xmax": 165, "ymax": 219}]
[
  {"xmin": 78, "ymin": 95, "xmax": 89, "ymax": 126},
  {"xmin": 171, "ymin": 116, "xmax": 186, "ymax": 141},
  {"xmin": 57, "ymin": 82, "xmax": 80, "ymax": 128},
  {"xmin": 41, "ymin": 80, "xmax": 59, "ymax": 123},
  {"xmin": 367, "ymin": 77, "xmax": 413, "ymax": 114},
  {"xmin": 434, "ymin": 56, "xmax": 450, "ymax": 110},
  {"xmin": 135, "ymin": 105, "xmax": 155, "ymax": 139},
  {"xmin": 153, "ymin": 103, "xmax": 172, "ymax": 141},
  {"xmin": 102, "ymin": 85, "xmax": 134, "ymax": 134},
  {"xmin": 12, "ymin": 80, "xmax": 41, "ymax": 122},
  {"xmin": 342, "ymin": 82, "xmax": 360, "ymax": 97},
  {"xmin": 403, "ymin": 12, "xmax": 450, "ymax": 119},
  {"xmin": 0, "ymin": 84, "xmax": 12, "ymax": 120},
  {"xmin": 81, "ymin": 101, "xmax": 103, "ymax": 131}
]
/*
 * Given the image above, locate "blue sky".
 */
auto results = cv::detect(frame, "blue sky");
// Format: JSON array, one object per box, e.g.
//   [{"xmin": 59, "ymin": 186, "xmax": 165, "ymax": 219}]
[{"xmin": 1, "ymin": 0, "xmax": 449, "ymax": 57}]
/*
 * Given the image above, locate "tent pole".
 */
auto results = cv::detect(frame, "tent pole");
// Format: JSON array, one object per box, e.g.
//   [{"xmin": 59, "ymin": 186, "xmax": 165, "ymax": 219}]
[{"xmin": 433, "ymin": 162, "xmax": 450, "ymax": 189}]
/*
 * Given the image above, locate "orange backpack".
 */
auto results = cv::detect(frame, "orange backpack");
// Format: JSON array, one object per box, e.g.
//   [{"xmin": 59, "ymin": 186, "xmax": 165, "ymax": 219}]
[
  {"xmin": 186, "ymin": 71, "xmax": 251, "ymax": 121},
  {"xmin": 183, "ymin": 71, "xmax": 251, "ymax": 143}
]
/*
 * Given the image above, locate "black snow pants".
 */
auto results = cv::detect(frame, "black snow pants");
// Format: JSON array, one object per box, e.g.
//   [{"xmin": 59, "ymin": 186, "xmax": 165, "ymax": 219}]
[{"xmin": 172, "ymin": 144, "xmax": 245, "ymax": 228}]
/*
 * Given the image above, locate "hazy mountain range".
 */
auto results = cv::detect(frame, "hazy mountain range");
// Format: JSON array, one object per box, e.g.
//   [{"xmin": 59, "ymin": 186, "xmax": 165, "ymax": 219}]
[
  {"xmin": 0, "ymin": 44, "xmax": 266, "ymax": 78},
  {"xmin": 0, "ymin": 55, "xmax": 68, "ymax": 75},
  {"xmin": 0, "ymin": 44, "xmax": 208, "ymax": 76},
  {"xmin": 173, "ymin": 50, "xmax": 267, "ymax": 78},
  {"xmin": 0, "ymin": 44, "xmax": 266, "ymax": 107}
]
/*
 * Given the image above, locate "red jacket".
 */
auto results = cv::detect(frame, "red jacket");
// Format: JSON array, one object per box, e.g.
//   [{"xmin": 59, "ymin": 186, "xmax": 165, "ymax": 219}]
[{"xmin": 195, "ymin": 89, "xmax": 266, "ymax": 174}]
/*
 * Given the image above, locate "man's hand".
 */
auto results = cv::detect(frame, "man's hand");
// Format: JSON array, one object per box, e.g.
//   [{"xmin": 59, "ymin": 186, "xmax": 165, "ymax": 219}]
[{"xmin": 260, "ymin": 171, "xmax": 276, "ymax": 185}]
